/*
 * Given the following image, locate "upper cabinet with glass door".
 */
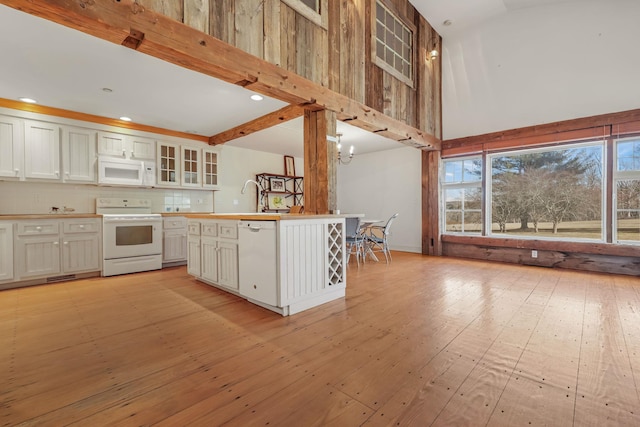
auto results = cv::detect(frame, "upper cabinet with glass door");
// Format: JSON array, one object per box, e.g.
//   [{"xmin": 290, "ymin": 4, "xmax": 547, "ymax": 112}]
[
  {"xmin": 181, "ymin": 146, "xmax": 200, "ymax": 187},
  {"xmin": 202, "ymin": 147, "xmax": 219, "ymax": 189},
  {"xmin": 156, "ymin": 141, "xmax": 180, "ymax": 187}
]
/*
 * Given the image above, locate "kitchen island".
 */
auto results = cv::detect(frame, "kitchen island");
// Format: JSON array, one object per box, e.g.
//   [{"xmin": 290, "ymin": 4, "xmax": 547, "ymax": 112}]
[{"xmin": 186, "ymin": 214, "xmax": 346, "ymax": 316}]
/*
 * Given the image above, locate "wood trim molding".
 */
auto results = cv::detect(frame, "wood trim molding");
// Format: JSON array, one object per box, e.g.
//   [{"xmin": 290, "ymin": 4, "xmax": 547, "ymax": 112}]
[
  {"xmin": 441, "ymin": 234, "xmax": 640, "ymax": 258},
  {"xmin": 0, "ymin": 98, "xmax": 209, "ymax": 142},
  {"xmin": 443, "ymin": 107, "xmax": 640, "ymax": 153},
  {"xmin": 2, "ymin": 0, "xmax": 440, "ymax": 151}
]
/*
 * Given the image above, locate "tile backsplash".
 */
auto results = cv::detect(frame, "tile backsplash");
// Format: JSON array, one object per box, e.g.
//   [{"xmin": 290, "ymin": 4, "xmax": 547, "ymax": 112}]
[{"xmin": 0, "ymin": 181, "xmax": 214, "ymax": 214}]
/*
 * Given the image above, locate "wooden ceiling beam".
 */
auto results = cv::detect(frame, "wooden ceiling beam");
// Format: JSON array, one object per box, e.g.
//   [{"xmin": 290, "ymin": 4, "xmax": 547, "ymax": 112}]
[
  {"xmin": 3, "ymin": 0, "xmax": 441, "ymax": 151},
  {"xmin": 209, "ymin": 104, "xmax": 305, "ymax": 145}
]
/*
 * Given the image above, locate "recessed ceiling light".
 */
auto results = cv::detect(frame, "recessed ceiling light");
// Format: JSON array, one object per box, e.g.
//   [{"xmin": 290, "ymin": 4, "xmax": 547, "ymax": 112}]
[
  {"xmin": 119, "ymin": 116, "xmax": 132, "ymax": 122},
  {"xmin": 250, "ymin": 94, "xmax": 263, "ymax": 101},
  {"xmin": 102, "ymin": 87, "xmax": 113, "ymax": 93},
  {"xmin": 443, "ymin": 19, "xmax": 452, "ymax": 26},
  {"xmin": 19, "ymin": 97, "xmax": 37, "ymax": 103}
]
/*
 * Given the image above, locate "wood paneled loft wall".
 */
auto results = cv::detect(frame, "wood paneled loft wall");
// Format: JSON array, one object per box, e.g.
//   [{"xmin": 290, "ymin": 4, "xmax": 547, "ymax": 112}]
[{"xmin": 138, "ymin": 0, "xmax": 442, "ymax": 139}]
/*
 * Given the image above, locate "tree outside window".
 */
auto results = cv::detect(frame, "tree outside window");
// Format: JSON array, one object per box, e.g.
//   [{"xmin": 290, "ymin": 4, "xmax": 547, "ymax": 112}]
[{"xmin": 489, "ymin": 143, "xmax": 604, "ymax": 239}]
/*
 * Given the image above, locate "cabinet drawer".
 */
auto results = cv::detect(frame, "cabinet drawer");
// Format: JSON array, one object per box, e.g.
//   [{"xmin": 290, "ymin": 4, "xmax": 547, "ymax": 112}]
[
  {"xmin": 164, "ymin": 217, "xmax": 187, "ymax": 230},
  {"xmin": 219, "ymin": 223, "xmax": 238, "ymax": 239},
  {"xmin": 17, "ymin": 221, "xmax": 59, "ymax": 236},
  {"xmin": 201, "ymin": 222, "xmax": 218, "ymax": 237},
  {"xmin": 63, "ymin": 219, "xmax": 100, "ymax": 234},
  {"xmin": 187, "ymin": 221, "xmax": 201, "ymax": 236}
]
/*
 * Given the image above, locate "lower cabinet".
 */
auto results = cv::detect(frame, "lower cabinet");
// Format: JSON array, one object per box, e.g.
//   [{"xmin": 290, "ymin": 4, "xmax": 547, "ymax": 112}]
[
  {"xmin": 14, "ymin": 218, "xmax": 101, "ymax": 282},
  {"xmin": 163, "ymin": 217, "xmax": 187, "ymax": 265},
  {"xmin": 0, "ymin": 222, "xmax": 14, "ymax": 282},
  {"xmin": 187, "ymin": 219, "xmax": 238, "ymax": 291}
]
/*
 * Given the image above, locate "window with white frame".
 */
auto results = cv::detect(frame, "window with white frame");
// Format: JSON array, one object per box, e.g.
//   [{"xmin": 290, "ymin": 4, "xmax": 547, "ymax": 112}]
[
  {"xmin": 442, "ymin": 157, "xmax": 482, "ymax": 234},
  {"xmin": 373, "ymin": 0, "xmax": 414, "ymax": 85},
  {"xmin": 614, "ymin": 137, "xmax": 640, "ymax": 244},
  {"xmin": 488, "ymin": 142, "xmax": 604, "ymax": 240},
  {"xmin": 281, "ymin": 0, "xmax": 326, "ymax": 28}
]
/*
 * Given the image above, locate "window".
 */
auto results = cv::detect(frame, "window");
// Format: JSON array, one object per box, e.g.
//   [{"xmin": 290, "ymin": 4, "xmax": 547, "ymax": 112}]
[
  {"xmin": 442, "ymin": 157, "xmax": 482, "ymax": 233},
  {"xmin": 614, "ymin": 138, "xmax": 640, "ymax": 243},
  {"xmin": 373, "ymin": 0, "xmax": 414, "ymax": 85},
  {"xmin": 488, "ymin": 143, "xmax": 604, "ymax": 240},
  {"xmin": 300, "ymin": 0, "xmax": 319, "ymax": 13},
  {"xmin": 281, "ymin": 0, "xmax": 326, "ymax": 28}
]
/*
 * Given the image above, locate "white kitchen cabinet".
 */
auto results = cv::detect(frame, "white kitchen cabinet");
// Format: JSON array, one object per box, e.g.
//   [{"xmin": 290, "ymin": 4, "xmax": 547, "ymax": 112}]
[
  {"xmin": 15, "ymin": 221, "xmax": 61, "ymax": 280},
  {"xmin": 24, "ymin": 120, "xmax": 61, "ymax": 181},
  {"xmin": 61, "ymin": 219, "xmax": 101, "ymax": 274},
  {"xmin": 0, "ymin": 115, "xmax": 23, "ymax": 179},
  {"xmin": 217, "ymin": 240, "xmax": 238, "ymax": 290},
  {"xmin": 15, "ymin": 218, "xmax": 100, "ymax": 281},
  {"xmin": 202, "ymin": 147, "xmax": 220, "ymax": 189},
  {"xmin": 157, "ymin": 142, "xmax": 180, "ymax": 187},
  {"xmin": 200, "ymin": 236, "xmax": 219, "ymax": 283},
  {"xmin": 0, "ymin": 222, "xmax": 14, "ymax": 282},
  {"xmin": 98, "ymin": 131, "xmax": 155, "ymax": 160},
  {"xmin": 163, "ymin": 217, "xmax": 187, "ymax": 265},
  {"xmin": 187, "ymin": 220, "xmax": 201, "ymax": 277},
  {"xmin": 61, "ymin": 126, "xmax": 97, "ymax": 183},
  {"xmin": 187, "ymin": 219, "xmax": 239, "ymax": 291},
  {"xmin": 181, "ymin": 146, "xmax": 200, "ymax": 187}
]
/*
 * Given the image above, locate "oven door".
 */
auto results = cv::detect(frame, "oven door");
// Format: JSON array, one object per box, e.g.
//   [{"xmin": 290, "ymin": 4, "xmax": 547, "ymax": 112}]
[{"xmin": 103, "ymin": 216, "xmax": 162, "ymax": 260}]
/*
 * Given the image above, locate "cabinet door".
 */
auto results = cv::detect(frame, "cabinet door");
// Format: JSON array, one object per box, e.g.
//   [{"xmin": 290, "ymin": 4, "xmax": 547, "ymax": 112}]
[
  {"xmin": 187, "ymin": 237, "xmax": 201, "ymax": 277},
  {"xmin": 62, "ymin": 234, "xmax": 100, "ymax": 273},
  {"xmin": 130, "ymin": 135, "xmax": 155, "ymax": 160},
  {"xmin": 200, "ymin": 236, "xmax": 218, "ymax": 283},
  {"xmin": 181, "ymin": 146, "xmax": 200, "ymax": 187},
  {"xmin": 24, "ymin": 120, "xmax": 60, "ymax": 180},
  {"xmin": 157, "ymin": 142, "xmax": 180, "ymax": 186},
  {"xmin": 217, "ymin": 241, "xmax": 238, "ymax": 290},
  {"xmin": 163, "ymin": 229, "xmax": 187, "ymax": 262},
  {"xmin": 97, "ymin": 131, "xmax": 127, "ymax": 157},
  {"xmin": 0, "ymin": 116, "xmax": 23, "ymax": 179},
  {"xmin": 202, "ymin": 148, "xmax": 219, "ymax": 189},
  {"xmin": 0, "ymin": 223, "xmax": 13, "ymax": 282},
  {"xmin": 61, "ymin": 126, "xmax": 97, "ymax": 183},
  {"xmin": 16, "ymin": 236, "xmax": 61, "ymax": 279}
]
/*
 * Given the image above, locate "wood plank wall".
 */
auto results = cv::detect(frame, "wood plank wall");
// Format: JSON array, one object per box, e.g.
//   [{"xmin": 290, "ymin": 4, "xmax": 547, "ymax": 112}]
[{"xmin": 138, "ymin": 0, "xmax": 441, "ymax": 139}]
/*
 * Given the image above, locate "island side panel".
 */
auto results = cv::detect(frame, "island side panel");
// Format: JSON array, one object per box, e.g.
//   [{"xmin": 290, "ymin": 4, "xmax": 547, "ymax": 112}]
[{"xmin": 278, "ymin": 218, "xmax": 346, "ymax": 314}]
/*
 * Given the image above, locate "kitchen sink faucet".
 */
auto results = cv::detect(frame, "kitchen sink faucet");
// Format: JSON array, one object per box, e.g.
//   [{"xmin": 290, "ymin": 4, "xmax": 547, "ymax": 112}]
[{"xmin": 241, "ymin": 179, "xmax": 261, "ymax": 212}]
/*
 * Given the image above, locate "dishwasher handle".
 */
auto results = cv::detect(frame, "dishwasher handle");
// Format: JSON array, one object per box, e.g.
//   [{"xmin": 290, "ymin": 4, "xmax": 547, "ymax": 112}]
[{"xmin": 248, "ymin": 225, "xmax": 262, "ymax": 232}]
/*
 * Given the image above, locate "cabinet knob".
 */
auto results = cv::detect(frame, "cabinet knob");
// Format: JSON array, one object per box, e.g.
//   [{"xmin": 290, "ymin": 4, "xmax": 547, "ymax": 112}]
[
  {"xmin": 122, "ymin": 149, "xmax": 126, "ymax": 157},
  {"xmin": 79, "ymin": 225, "xmax": 85, "ymax": 229},
  {"xmin": 54, "ymin": 241, "xmax": 59, "ymax": 246},
  {"xmin": 63, "ymin": 241, "xmax": 68, "ymax": 245},
  {"xmin": 14, "ymin": 169, "xmax": 19, "ymax": 175},
  {"xmin": 36, "ymin": 226, "xmax": 42, "ymax": 231}
]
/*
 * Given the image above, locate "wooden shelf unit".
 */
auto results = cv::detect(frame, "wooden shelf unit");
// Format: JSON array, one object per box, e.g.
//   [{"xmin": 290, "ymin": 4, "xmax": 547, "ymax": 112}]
[{"xmin": 256, "ymin": 173, "xmax": 304, "ymax": 213}]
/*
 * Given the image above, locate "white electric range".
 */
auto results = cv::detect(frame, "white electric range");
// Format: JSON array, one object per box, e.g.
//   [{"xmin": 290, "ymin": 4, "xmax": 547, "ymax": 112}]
[{"xmin": 96, "ymin": 198, "xmax": 162, "ymax": 277}]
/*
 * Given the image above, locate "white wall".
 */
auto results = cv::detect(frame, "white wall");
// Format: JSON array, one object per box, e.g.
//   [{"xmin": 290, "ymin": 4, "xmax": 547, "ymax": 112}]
[
  {"xmin": 336, "ymin": 146, "xmax": 422, "ymax": 253},
  {"xmin": 442, "ymin": 0, "xmax": 640, "ymax": 140},
  {"xmin": 214, "ymin": 145, "xmax": 303, "ymax": 213}
]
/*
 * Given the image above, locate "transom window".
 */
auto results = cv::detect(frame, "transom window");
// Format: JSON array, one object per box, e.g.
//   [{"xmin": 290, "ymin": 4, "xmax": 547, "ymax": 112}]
[
  {"xmin": 300, "ymin": 0, "xmax": 319, "ymax": 13},
  {"xmin": 374, "ymin": 0, "xmax": 413, "ymax": 85}
]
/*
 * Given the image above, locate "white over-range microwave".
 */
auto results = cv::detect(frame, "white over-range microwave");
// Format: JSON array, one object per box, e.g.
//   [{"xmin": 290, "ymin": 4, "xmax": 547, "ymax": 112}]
[{"xmin": 98, "ymin": 156, "xmax": 156, "ymax": 187}]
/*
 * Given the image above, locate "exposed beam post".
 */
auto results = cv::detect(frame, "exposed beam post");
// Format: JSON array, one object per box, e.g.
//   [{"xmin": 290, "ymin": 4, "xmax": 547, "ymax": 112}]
[
  {"xmin": 303, "ymin": 109, "xmax": 331, "ymax": 214},
  {"xmin": 422, "ymin": 150, "xmax": 441, "ymax": 255}
]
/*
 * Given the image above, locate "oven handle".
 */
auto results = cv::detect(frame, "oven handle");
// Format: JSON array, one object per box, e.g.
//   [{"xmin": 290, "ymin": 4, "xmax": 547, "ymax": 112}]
[{"xmin": 103, "ymin": 218, "xmax": 162, "ymax": 223}]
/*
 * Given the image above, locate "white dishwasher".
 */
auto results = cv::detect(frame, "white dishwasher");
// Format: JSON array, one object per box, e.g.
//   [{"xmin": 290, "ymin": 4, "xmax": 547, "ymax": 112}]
[{"xmin": 238, "ymin": 221, "xmax": 278, "ymax": 307}]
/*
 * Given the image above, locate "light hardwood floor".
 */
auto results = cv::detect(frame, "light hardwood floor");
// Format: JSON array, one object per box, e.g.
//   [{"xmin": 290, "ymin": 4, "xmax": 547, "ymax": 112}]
[{"xmin": 1, "ymin": 252, "xmax": 639, "ymax": 426}]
